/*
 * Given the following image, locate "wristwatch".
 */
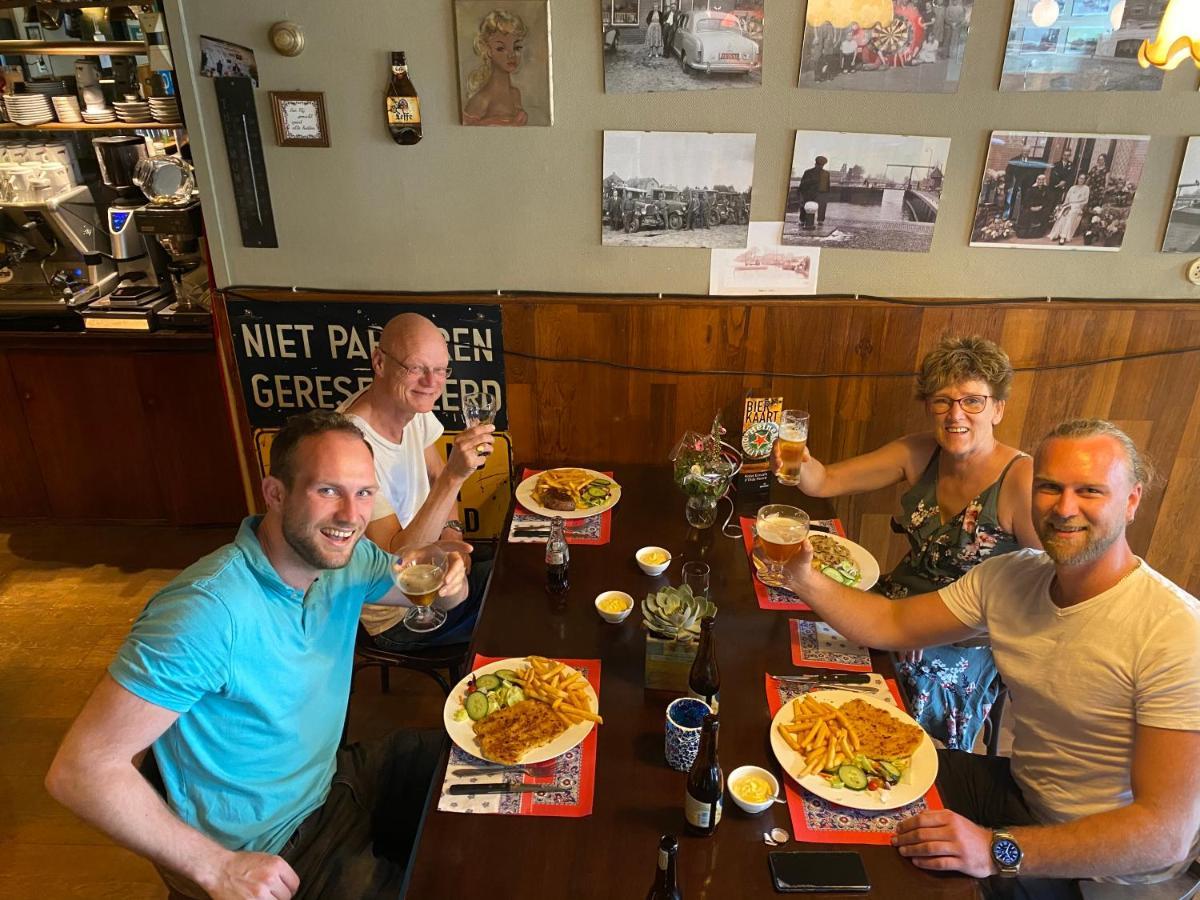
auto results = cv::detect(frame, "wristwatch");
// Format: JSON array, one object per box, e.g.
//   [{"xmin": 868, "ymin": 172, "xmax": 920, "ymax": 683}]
[
  {"xmin": 444, "ymin": 519, "xmax": 466, "ymax": 535},
  {"xmin": 990, "ymin": 828, "xmax": 1023, "ymax": 877}
]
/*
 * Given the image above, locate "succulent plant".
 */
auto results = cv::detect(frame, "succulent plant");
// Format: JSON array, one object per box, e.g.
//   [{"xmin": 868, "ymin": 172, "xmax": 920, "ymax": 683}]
[{"xmin": 641, "ymin": 584, "xmax": 717, "ymax": 642}]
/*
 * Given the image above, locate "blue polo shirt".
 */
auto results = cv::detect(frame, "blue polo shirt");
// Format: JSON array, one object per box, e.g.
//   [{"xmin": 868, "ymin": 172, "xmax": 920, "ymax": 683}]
[{"xmin": 109, "ymin": 516, "xmax": 395, "ymax": 854}]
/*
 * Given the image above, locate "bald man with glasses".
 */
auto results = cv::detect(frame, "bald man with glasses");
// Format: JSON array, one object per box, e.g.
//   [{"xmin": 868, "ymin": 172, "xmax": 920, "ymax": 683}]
[{"xmin": 338, "ymin": 313, "xmax": 496, "ymax": 648}]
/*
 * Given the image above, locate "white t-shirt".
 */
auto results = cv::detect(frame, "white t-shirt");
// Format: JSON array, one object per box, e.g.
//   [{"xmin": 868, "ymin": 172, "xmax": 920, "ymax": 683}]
[
  {"xmin": 338, "ymin": 389, "xmax": 445, "ymax": 635},
  {"xmin": 940, "ymin": 549, "xmax": 1200, "ymax": 882}
]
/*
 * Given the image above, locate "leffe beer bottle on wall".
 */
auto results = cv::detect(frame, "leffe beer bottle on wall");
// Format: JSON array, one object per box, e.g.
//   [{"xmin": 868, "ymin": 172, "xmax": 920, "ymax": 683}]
[
  {"xmin": 645, "ymin": 833, "xmax": 683, "ymax": 900},
  {"xmin": 687, "ymin": 616, "xmax": 720, "ymax": 713},
  {"xmin": 684, "ymin": 714, "xmax": 723, "ymax": 837},
  {"xmin": 386, "ymin": 51, "xmax": 421, "ymax": 145}
]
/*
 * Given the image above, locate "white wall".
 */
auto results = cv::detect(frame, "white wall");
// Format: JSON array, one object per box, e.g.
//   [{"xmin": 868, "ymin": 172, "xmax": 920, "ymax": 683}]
[{"xmin": 164, "ymin": 0, "xmax": 1200, "ymax": 298}]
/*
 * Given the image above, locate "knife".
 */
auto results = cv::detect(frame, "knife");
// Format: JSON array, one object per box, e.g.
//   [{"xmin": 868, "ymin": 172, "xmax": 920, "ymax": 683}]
[
  {"xmin": 448, "ymin": 782, "xmax": 569, "ymax": 796},
  {"xmin": 775, "ymin": 672, "xmax": 872, "ymax": 684},
  {"xmin": 450, "ymin": 766, "xmax": 553, "ymax": 777}
]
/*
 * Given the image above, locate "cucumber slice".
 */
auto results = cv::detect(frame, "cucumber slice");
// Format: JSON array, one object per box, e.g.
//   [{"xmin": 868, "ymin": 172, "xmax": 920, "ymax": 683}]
[
  {"xmin": 475, "ymin": 673, "xmax": 502, "ymax": 692},
  {"xmin": 880, "ymin": 761, "xmax": 902, "ymax": 783},
  {"xmin": 494, "ymin": 669, "xmax": 519, "ymax": 683},
  {"xmin": 464, "ymin": 691, "xmax": 490, "ymax": 721},
  {"xmin": 838, "ymin": 765, "xmax": 868, "ymax": 791}
]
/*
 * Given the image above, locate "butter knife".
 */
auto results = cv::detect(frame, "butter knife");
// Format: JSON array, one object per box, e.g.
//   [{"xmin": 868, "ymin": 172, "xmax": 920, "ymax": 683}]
[
  {"xmin": 774, "ymin": 672, "xmax": 872, "ymax": 684},
  {"xmin": 448, "ymin": 782, "xmax": 569, "ymax": 796}
]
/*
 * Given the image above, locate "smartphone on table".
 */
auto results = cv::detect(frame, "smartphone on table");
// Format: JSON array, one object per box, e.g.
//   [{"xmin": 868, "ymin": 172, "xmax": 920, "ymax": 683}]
[{"xmin": 768, "ymin": 851, "xmax": 871, "ymax": 893}]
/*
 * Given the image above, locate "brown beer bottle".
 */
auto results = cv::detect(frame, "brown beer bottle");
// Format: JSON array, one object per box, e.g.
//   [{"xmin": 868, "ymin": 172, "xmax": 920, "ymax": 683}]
[
  {"xmin": 687, "ymin": 616, "xmax": 720, "ymax": 714},
  {"xmin": 683, "ymin": 714, "xmax": 723, "ymax": 837},
  {"xmin": 386, "ymin": 51, "xmax": 421, "ymax": 145},
  {"xmin": 645, "ymin": 833, "xmax": 683, "ymax": 900}
]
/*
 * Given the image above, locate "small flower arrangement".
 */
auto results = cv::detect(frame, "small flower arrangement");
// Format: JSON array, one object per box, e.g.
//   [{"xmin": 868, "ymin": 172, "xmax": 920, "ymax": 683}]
[{"xmin": 977, "ymin": 215, "xmax": 1015, "ymax": 242}]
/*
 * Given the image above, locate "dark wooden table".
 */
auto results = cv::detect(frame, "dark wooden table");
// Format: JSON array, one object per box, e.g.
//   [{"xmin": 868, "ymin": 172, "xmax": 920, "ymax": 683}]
[{"xmin": 404, "ymin": 465, "xmax": 979, "ymax": 899}]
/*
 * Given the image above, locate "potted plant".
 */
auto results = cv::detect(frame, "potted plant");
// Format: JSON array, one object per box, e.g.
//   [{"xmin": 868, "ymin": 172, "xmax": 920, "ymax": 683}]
[
  {"xmin": 670, "ymin": 414, "xmax": 736, "ymax": 529},
  {"xmin": 641, "ymin": 583, "xmax": 717, "ymax": 692}
]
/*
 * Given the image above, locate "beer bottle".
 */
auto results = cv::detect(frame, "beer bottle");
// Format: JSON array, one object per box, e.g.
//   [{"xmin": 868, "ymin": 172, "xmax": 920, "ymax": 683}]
[
  {"xmin": 687, "ymin": 616, "xmax": 720, "ymax": 714},
  {"xmin": 545, "ymin": 516, "xmax": 569, "ymax": 595},
  {"xmin": 645, "ymin": 833, "xmax": 683, "ymax": 900},
  {"xmin": 386, "ymin": 51, "xmax": 421, "ymax": 145},
  {"xmin": 684, "ymin": 713, "xmax": 723, "ymax": 837}
]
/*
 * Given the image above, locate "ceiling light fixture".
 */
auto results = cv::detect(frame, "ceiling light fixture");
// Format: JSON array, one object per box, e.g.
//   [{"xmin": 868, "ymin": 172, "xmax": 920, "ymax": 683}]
[{"xmin": 1139, "ymin": 0, "xmax": 1200, "ymax": 70}]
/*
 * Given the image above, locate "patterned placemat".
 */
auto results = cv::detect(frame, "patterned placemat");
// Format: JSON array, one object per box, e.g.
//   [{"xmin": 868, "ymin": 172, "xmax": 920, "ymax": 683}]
[
  {"xmin": 436, "ymin": 654, "xmax": 600, "ymax": 817},
  {"xmin": 789, "ymin": 620, "xmax": 873, "ymax": 672},
  {"xmin": 764, "ymin": 673, "xmax": 944, "ymax": 845},
  {"xmin": 740, "ymin": 517, "xmax": 844, "ymax": 610},
  {"xmin": 507, "ymin": 469, "xmax": 613, "ymax": 545}
]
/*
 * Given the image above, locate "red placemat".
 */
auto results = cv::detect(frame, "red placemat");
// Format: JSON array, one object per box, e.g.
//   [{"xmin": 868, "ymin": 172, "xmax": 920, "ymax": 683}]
[
  {"xmin": 507, "ymin": 468, "xmax": 613, "ymax": 546},
  {"xmin": 764, "ymin": 674, "xmax": 944, "ymax": 845},
  {"xmin": 740, "ymin": 516, "xmax": 846, "ymax": 611},
  {"xmin": 789, "ymin": 619, "xmax": 873, "ymax": 672},
  {"xmin": 436, "ymin": 654, "xmax": 601, "ymax": 817}
]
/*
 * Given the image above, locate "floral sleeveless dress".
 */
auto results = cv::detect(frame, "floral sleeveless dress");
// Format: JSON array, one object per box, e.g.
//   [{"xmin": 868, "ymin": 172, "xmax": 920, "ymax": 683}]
[{"xmin": 875, "ymin": 450, "xmax": 1025, "ymax": 750}]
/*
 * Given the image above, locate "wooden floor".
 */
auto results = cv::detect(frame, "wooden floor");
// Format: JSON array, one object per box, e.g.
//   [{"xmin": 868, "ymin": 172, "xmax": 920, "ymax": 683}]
[{"xmin": 0, "ymin": 521, "xmax": 446, "ymax": 899}]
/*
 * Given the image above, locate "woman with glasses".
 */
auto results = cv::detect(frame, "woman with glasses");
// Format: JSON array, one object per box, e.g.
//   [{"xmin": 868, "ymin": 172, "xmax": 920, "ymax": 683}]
[{"xmin": 774, "ymin": 335, "xmax": 1039, "ymax": 750}]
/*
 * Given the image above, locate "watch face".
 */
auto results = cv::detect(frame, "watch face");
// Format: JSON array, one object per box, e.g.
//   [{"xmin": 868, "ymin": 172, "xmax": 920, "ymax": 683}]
[{"xmin": 993, "ymin": 838, "xmax": 1022, "ymax": 867}]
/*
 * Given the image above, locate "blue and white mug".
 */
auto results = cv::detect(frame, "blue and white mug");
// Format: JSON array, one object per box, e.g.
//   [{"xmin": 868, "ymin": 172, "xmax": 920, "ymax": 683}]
[{"xmin": 665, "ymin": 697, "xmax": 711, "ymax": 772}]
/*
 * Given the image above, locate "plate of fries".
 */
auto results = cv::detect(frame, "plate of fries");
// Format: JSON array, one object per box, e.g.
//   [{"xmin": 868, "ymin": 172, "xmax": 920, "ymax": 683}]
[
  {"xmin": 515, "ymin": 468, "xmax": 622, "ymax": 520},
  {"xmin": 769, "ymin": 690, "xmax": 937, "ymax": 811},
  {"xmin": 443, "ymin": 656, "xmax": 602, "ymax": 764}
]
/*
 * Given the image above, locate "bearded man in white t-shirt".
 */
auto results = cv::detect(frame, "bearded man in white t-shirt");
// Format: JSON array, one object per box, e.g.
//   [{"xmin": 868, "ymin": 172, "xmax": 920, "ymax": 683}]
[
  {"xmin": 782, "ymin": 419, "xmax": 1200, "ymax": 899},
  {"xmin": 338, "ymin": 313, "xmax": 496, "ymax": 649}
]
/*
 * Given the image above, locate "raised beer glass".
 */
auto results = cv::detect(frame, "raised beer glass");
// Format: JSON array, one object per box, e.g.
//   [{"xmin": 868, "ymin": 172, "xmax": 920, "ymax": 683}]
[
  {"xmin": 394, "ymin": 543, "xmax": 448, "ymax": 632},
  {"xmin": 755, "ymin": 504, "xmax": 809, "ymax": 588},
  {"xmin": 775, "ymin": 409, "xmax": 810, "ymax": 486},
  {"xmin": 462, "ymin": 389, "xmax": 497, "ymax": 459}
]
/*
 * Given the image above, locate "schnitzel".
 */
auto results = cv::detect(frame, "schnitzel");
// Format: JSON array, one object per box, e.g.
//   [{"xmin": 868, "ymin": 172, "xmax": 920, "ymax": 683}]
[
  {"xmin": 838, "ymin": 698, "xmax": 925, "ymax": 760},
  {"xmin": 473, "ymin": 699, "xmax": 569, "ymax": 764}
]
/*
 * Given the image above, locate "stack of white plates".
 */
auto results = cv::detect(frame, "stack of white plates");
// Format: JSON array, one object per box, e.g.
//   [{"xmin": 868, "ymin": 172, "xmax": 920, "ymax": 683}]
[
  {"xmin": 113, "ymin": 100, "xmax": 151, "ymax": 123},
  {"xmin": 4, "ymin": 94, "xmax": 54, "ymax": 126},
  {"xmin": 51, "ymin": 96, "xmax": 82, "ymax": 123},
  {"xmin": 82, "ymin": 105, "xmax": 116, "ymax": 124},
  {"xmin": 148, "ymin": 97, "xmax": 181, "ymax": 125}
]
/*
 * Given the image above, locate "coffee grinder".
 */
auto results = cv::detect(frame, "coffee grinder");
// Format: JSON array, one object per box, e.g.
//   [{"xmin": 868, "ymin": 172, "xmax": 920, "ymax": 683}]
[{"xmin": 133, "ymin": 156, "xmax": 208, "ymax": 328}]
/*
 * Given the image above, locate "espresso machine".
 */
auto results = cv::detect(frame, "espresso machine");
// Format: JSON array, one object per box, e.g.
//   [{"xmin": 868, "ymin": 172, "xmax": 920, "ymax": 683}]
[{"xmin": 132, "ymin": 156, "xmax": 209, "ymax": 328}]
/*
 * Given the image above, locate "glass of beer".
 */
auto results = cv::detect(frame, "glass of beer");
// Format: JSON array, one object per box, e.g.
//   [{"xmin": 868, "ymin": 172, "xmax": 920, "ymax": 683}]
[
  {"xmin": 394, "ymin": 543, "xmax": 448, "ymax": 632},
  {"xmin": 775, "ymin": 410, "xmax": 810, "ymax": 486},
  {"xmin": 462, "ymin": 389, "xmax": 497, "ymax": 460},
  {"xmin": 755, "ymin": 504, "xmax": 810, "ymax": 587}
]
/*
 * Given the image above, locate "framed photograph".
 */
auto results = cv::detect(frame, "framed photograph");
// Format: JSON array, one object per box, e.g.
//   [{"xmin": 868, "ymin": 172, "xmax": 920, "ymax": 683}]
[
  {"xmin": 781, "ymin": 130, "xmax": 950, "ymax": 253},
  {"xmin": 1162, "ymin": 137, "xmax": 1200, "ymax": 253},
  {"xmin": 453, "ymin": 0, "xmax": 553, "ymax": 126},
  {"xmin": 602, "ymin": 0, "xmax": 764, "ymax": 95},
  {"xmin": 969, "ymin": 131, "xmax": 1150, "ymax": 252},
  {"xmin": 199, "ymin": 35, "xmax": 260, "ymax": 87},
  {"xmin": 269, "ymin": 91, "xmax": 330, "ymax": 147},
  {"xmin": 799, "ymin": 0, "xmax": 975, "ymax": 94}
]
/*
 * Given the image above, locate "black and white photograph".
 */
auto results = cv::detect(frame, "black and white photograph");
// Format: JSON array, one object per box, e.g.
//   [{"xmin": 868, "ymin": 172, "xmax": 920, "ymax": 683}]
[
  {"xmin": 602, "ymin": 0, "xmax": 763, "ymax": 94},
  {"xmin": 710, "ymin": 222, "xmax": 820, "ymax": 295},
  {"xmin": 199, "ymin": 35, "xmax": 260, "ymax": 86},
  {"xmin": 799, "ymin": 0, "xmax": 974, "ymax": 93},
  {"xmin": 1162, "ymin": 137, "xmax": 1200, "ymax": 253},
  {"xmin": 602, "ymin": 130, "xmax": 755, "ymax": 248},
  {"xmin": 970, "ymin": 131, "xmax": 1150, "ymax": 251},
  {"xmin": 781, "ymin": 131, "xmax": 949, "ymax": 252},
  {"xmin": 999, "ymin": 0, "xmax": 1166, "ymax": 92}
]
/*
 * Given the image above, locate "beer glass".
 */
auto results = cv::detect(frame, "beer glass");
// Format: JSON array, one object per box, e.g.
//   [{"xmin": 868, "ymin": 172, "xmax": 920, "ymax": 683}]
[
  {"xmin": 394, "ymin": 543, "xmax": 448, "ymax": 632},
  {"xmin": 462, "ymin": 389, "xmax": 497, "ymax": 458},
  {"xmin": 755, "ymin": 504, "xmax": 809, "ymax": 588},
  {"xmin": 775, "ymin": 410, "xmax": 810, "ymax": 486}
]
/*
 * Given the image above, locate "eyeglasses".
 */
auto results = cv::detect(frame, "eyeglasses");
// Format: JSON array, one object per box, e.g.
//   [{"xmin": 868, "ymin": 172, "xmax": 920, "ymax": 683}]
[
  {"xmin": 378, "ymin": 347, "xmax": 452, "ymax": 380},
  {"xmin": 927, "ymin": 395, "xmax": 991, "ymax": 415}
]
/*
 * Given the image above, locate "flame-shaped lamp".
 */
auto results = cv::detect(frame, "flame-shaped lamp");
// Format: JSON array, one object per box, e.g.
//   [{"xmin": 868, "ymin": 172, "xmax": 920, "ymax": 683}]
[{"xmin": 1139, "ymin": 0, "xmax": 1200, "ymax": 70}]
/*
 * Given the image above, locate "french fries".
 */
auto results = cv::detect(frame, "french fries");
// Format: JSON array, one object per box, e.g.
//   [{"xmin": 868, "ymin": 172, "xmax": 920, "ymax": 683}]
[
  {"xmin": 512, "ymin": 655, "xmax": 604, "ymax": 727},
  {"xmin": 776, "ymin": 694, "xmax": 860, "ymax": 778}
]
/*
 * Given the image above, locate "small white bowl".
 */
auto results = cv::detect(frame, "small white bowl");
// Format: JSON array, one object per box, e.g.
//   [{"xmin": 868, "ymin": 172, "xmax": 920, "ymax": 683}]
[
  {"xmin": 635, "ymin": 546, "xmax": 672, "ymax": 576},
  {"xmin": 594, "ymin": 590, "xmax": 634, "ymax": 623},
  {"xmin": 727, "ymin": 765, "xmax": 781, "ymax": 814}
]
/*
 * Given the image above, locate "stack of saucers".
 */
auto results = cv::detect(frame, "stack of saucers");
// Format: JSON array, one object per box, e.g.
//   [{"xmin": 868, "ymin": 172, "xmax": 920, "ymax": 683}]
[
  {"xmin": 81, "ymin": 104, "xmax": 116, "ymax": 124},
  {"xmin": 4, "ymin": 94, "xmax": 54, "ymax": 126},
  {"xmin": 114, "ymin": 99, "xmax": 152, "ymax": 123},
  {"xmin": 52, "ymin": 96, "xmax": 82, "ymax": 123},
  {"xmin": 148, "ymin": 96, "xmax": 181, "ymax": 125}
]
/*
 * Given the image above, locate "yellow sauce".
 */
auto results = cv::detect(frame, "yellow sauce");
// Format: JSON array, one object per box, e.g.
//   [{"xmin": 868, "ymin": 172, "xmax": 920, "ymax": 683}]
[
  {"xmin": 732, "ymin": 775, "xmax": 773, "ymax": 803},
  {"xmin": 599, "ymin": 595, "xmax": 630, "ymax": 613},
  {"xmin": 641, "ymin": 549, "xmax": 669, "ymax": 565}
]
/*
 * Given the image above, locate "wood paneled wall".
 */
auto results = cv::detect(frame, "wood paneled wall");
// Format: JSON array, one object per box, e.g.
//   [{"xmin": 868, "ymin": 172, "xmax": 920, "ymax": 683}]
[{"xmin": 223, "ymin": 291, "xmax": 1200, "ymax": 594}]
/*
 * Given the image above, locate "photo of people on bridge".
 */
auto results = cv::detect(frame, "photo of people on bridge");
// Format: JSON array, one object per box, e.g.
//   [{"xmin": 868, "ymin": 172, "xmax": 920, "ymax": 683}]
[
  {"xmin": 969, "ymin": 130, "xmax": 1149, "ymax": 252},
  {"xmin": 799, "ymin": 0, "xmax": 975, "ymax": 94},
  {"xmin": 1162, "ymin": 137, "xmax": 1200, "ymax": 254},
  {"xmin": 781, "ymin": 131, "xmax": 950, "ymax": 253}
]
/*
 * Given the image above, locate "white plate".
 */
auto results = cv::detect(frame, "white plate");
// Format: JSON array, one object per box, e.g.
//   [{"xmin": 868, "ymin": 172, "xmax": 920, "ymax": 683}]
[
  {"xmin": 443, "ymin": 657, "xmax": 598, "ymax": 764},
  {"xmin": 514, "ymin": 468, "xmax": 622, "ymax": 520},
  {"xmin": 769, "ymin": 689, "xmax": 937, "ymax": 811},
  {"xmin": 753, "ymin": 531, "xmax": 880, "ymax": 591}
]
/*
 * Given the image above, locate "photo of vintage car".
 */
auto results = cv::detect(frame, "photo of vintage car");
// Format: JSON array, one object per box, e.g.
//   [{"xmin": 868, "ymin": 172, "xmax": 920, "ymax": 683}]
[{"xmin": 671, "ymin": 10, "xmax": 761, "ymax": 76}]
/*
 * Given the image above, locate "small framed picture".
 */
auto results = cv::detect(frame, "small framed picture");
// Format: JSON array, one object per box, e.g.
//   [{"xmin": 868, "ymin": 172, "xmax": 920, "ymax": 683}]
[{"xmin": 269, "ymin": 91, "xmax": 329, "ymax": 147}]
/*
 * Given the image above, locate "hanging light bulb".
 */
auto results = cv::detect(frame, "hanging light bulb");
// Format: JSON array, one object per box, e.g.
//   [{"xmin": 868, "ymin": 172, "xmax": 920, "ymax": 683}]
[
  {"xmin": 1139, "ymin": 0, "xmax": 1200, "ymax": 69},
  {"xmin": 1109, "ymin": 0, "xmax": 1125, "ymax": 31},
  {"xmin": 1030, "ymin": 0, "xmax": 1060, "ymax": 29}
]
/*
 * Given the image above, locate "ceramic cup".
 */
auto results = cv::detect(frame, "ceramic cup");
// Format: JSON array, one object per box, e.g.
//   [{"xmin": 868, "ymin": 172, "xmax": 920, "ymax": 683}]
[{"xmin": 665, "ymin": 697, "xmax": 711, "ymax": 772}]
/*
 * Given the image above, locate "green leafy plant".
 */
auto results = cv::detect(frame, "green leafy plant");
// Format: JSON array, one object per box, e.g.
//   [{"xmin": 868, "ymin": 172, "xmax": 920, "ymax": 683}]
[{"xmin": 641, "ymin": 584, "xmax": 717, "ymax": 642}]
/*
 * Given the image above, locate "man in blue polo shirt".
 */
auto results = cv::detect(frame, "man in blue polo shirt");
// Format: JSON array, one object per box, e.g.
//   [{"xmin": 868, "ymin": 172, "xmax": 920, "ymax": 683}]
[{"xmin": 45, "ymin": 410, "xmax": 468, "ymax": 900}]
